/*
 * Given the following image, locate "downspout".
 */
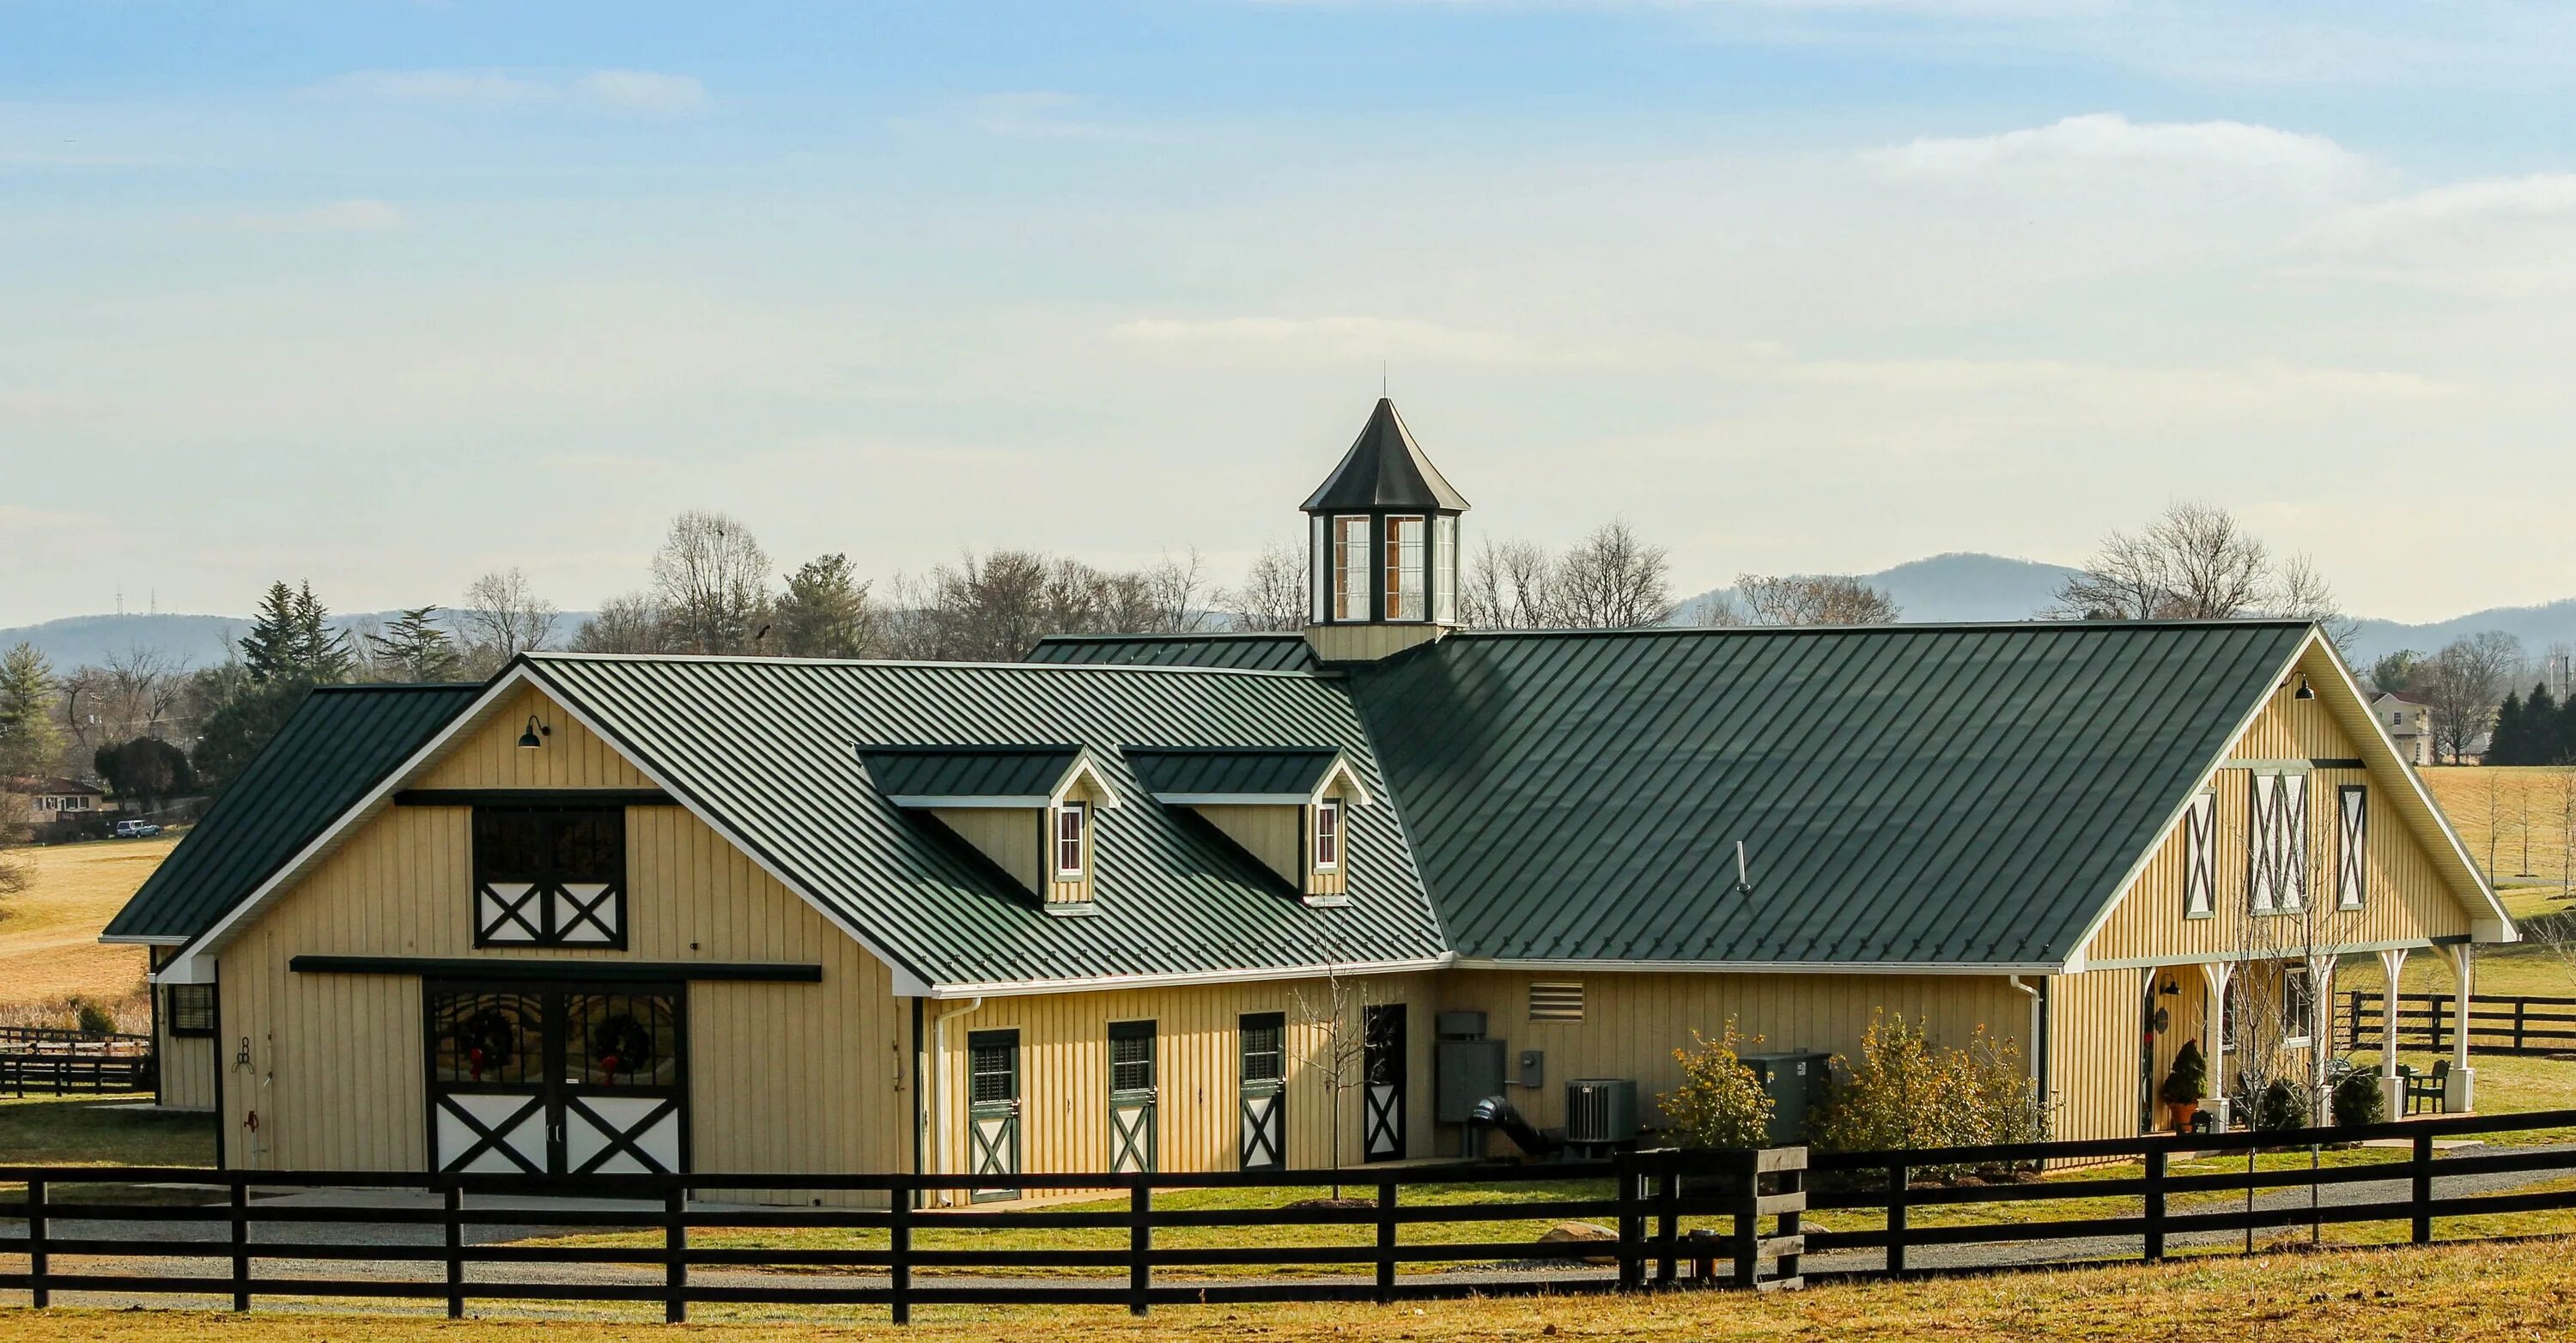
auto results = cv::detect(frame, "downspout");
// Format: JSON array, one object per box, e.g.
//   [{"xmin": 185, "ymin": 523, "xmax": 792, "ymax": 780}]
[
  {"xmin": 925, "ymin": 996, "xmax": 983, "ymax": 1209},
  {"xmin": 2008, "ymin": 976, "xmax": 2050, "ymax": 1115}
]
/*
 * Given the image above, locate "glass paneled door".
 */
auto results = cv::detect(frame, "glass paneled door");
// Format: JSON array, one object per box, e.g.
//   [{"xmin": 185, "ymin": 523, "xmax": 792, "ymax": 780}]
[
  {"xmin": 1363, "ymin": 1005, "xmax": 1406, "ymax": 1162},
  {"xmin": 967, "ymin": 1030, "xmax": 1021, "ymax": 1202},
  {"xmin": 1238, "ymin": 1012, "xmax": 1286, "ymax": 1171},
  {"xmin": 428, "ymin": 981, "xmax": 686, "ymax": 1176},
  {"xmin": 1108, "ymin": 1020, "xmax": 1157, "ymax": 1175}
]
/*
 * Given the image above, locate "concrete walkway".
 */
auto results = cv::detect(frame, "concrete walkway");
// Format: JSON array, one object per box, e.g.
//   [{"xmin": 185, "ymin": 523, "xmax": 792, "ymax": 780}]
[{"xmin": 7, "ymin": 1143, "xmax": 2573, "ymax": 1318}]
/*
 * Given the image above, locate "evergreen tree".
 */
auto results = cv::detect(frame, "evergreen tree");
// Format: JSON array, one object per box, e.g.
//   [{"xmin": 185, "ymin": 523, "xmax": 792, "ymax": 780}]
[
  {"xmin": 238, "ymin": 581, "xmax": 301, "ymax": 684},
  {"xmin": 292, "ymin": 581, "xmax": 355, "ymax": 682},
  {"xmin": 775, "ymin": 553, "xmax": 877, "ymax": 659},
  {"xmin": 2531, "ymin": 681, "xmax": 2568, "ymax": 765},
  {"xmin": 367, "ymin": 606, "xmax": 464, "ymax": 682},
  {"xmin": 2560, "ymin": 693, "xmax": 2576, "ymax": 769},
  {"xmin": 0, "ymin": 642, "xmax": 64, "ymax": 777},
  {"xmin": 2491, "ymin": 690, "xmax": 2529, "ymax": 765}
]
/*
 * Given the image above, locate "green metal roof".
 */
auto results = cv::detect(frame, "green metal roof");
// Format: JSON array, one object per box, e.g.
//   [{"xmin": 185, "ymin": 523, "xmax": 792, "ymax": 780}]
[
  {"xmin": 1028, "ymin": 633, "xmax": 1318, "ymax": 673},
  {"xmin": 521, "ymin": 655, "xmax": 1443, "ymax": 990},
  {"xmin": 1124, "ymin": 746, "xmax": 1342, "ymax": 799},
  {"xmin": 857, "ymin": 745, "xmax": 1086, "ymax": 801},
  {"xmin": 103, "ymin": 683, "xmax": 482, "ymax": 941},
  {"xmin": 1343, "ymin": 622, "xmax": 2312, "ymax": 967}
]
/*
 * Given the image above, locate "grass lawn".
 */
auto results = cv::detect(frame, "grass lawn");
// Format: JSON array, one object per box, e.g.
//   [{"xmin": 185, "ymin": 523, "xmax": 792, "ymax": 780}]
[
  {"xmin": 8, "ymin": 1238, "xmax": 2576, "ymax": 1339},
  {"xmin": 0, "ymin": 1091, "xmax": 215, "ymax": 1168},
  {"xmin": 2421, "ymin": 765, "xmax": 2576, "ymax": 892},
  {"xmin": 0, "ymin": 832, "xmax": 180, "ymax": 1029}
]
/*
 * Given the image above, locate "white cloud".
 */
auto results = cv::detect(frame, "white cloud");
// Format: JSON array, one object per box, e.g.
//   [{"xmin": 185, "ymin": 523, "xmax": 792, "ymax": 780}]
[
  {"xmin": 1867, "ymin": 112, "xmax": 2368, "ymax": 186},
  {"xmin": 1110, "ymin": 314, "xmax": 1574, "ymax": 365},
  {"xmin": 2299, "ymin": 173, "xmax": 2576, "ymax": 252},
  {"xmin": 309, "ymin": 68, "xmax": 708, "ymax": 114}
]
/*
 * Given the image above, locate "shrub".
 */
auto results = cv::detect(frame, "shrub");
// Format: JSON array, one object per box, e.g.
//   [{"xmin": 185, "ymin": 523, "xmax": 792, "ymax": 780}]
[
  {"xmin": 1810, "ymin": 1012, "xmax": 2050, "ymax": 1172},
  {"xmin": 1659, "ymin": 1021, "xmax": 1775, "ymax": 1150},
  {"xmin": 2332, "ymin": 1070, "xmax": 2386, "ymax": 1127},
  {"xmin": 2251, "ymin": 1078, "xmax": 2308, "ymax": 1133},
  {"xmin": 72, "ymin": 997, "xmax": 118, "ymax": 1036},
  {"xmin": 2160, "ymin": 1040, "xmax": 2209, "ymax": 1108}
]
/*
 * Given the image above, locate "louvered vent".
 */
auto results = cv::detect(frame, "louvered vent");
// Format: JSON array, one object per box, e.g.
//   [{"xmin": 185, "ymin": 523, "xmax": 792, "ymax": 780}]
[{"xmin": 1528, "ymin": 981, "xmax": 1583, "ymax": 1023}]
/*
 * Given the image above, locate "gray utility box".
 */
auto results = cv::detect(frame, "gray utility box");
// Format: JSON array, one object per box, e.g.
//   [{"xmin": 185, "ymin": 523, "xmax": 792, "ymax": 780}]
[
  {"xmin": 1436, "ymin": 1038, "xmax": 1508, "ymax": 1124},
  {"xmin": 1739, "ymin": 1049, "xmax": 1834, "ymax": 1147}
]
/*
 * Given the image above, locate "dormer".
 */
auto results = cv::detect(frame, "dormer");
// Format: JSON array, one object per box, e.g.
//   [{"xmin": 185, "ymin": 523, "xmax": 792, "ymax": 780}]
[
  {"xmin": 1301, "ymin": 398, "xmax": 1471, "ymax": 664},
  {"xmin": 1125, "ymin": 746, "xmax": 1371, "ymax": 904},
  {"xmin": 857, "ymin": 744, "xmax": 1121, "ymax": 915}
]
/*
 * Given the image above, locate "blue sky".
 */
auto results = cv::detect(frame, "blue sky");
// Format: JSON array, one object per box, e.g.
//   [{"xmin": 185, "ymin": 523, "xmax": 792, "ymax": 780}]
[{"xmin": 8, "ymin": 2, "xmax": 2576, "ymax": 628}]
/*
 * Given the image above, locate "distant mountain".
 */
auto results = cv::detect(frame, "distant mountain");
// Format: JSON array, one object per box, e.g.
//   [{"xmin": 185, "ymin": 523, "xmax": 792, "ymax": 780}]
[
  {"xmin": 1674, "ymin": 552, "xmax": 2576, "ymax": 668},
  {"xmin": 0, "ymin": 610, "xmax": 594, "ymax": 672}
]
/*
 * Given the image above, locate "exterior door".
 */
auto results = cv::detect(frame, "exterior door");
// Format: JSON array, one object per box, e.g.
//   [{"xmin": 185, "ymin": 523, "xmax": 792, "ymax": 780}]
[
  {"xmin": 428, "ymin": 981, "xmax": 686, "ymax": 1176},
  {"xmin": 1109, "ymin": 1019, "xmax": 1157, "ymax": 1174},
  {"xmin": 1238, "ymin": 1012, "xmax": 1286, "ymax": 1171},
  {"xmin": 1363, "ymin": 1004, "xmax": 1406, "ymax": 1162},
  {"xmin": 967, "ymin": 1030, "xmax": 1022, "ymax": 1201}
]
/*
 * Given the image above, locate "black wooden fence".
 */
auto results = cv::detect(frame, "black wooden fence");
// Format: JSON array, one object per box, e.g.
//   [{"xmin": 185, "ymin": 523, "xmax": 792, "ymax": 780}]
[
  {"xmin": 0, "ymin": 1028, "xmax": 154, "ymax": 1097},
  {"xmin": 2341, "ymin": 990, "xmax": 2576, "ymax": 1056},
  {"xmin": 5, "ymin": 1109, "xmax": 2574, "ymax": 1325}
]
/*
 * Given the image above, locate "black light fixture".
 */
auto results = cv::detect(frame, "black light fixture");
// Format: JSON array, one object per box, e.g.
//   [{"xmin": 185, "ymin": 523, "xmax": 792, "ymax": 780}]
[
  {"xmin": 2293, "ymin": 674, "xmax": 2316, "ymax": 701},
  {"xmin": 517, "ymin": 714, "xmax": 551, "ymax": 749}
]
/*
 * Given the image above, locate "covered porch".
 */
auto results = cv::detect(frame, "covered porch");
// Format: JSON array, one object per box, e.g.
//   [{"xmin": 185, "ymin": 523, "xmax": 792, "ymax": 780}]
[{"xmin": 2134, "ymin": 942, "xmax": 2476, "ymax": 1134}]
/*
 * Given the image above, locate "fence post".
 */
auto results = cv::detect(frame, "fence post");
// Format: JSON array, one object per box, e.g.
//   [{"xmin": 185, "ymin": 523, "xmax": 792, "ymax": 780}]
[
  {"xmin": 1613, "ymin": 1150, "xmax": 1642, "ymax": 1291},
  {"xmin": 1127, "ymin": 1175, "xmax": 1151, "ymax": 1318},
  {"xmin": 443, "ymin": 1183, "xmax": 464, "ymax": 1319},
  {"xmin": 889, "ymin": 1179, "xmax": 913, "ymax": 1327},
  {"xmin": 663, "ymin": 1186, "xmax": 687, "ymax": 1324},
  {"xmin": 26, "ymin": 1176, "xmax": 46, "ymax": 1309},
  {"xmin": 1656, "ymin": 1152, "xmax": 1680, "ymax": 1287},
  {"xmin": 1885, "ymin": 1158, "xmax": 1908, "ymax": 1277},
  {"xmin": 228, "ymin": 1178, "xmax": 251, "ymax": 1312},
  {"xmin": 1375, "ymin": 1180, "xmax": 1397, "ymax": 1305},
  {"xmin": 2411, "ymin": 1129, "xmax": 2434, "ymax": 1246},
  {"xmin": 1729, "ymin": 1150, "xmax": 1758, "ymax": 1291},
  {"xmin": 2430, "ymin": 994, "xmax": 2448, "ymax": 1053},
  {"xmin": 2142, "ymin": 1146, "xmax": 2166, "ymax": 1264},
  {"xmin": 2514, "ymin": 999, "xmax": 2527, "ymax": 1053}
]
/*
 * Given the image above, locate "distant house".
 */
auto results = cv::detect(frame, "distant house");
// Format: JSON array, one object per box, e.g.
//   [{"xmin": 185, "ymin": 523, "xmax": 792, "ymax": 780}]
[
  {"xmin": 106, "ymin": 398, "xmax": 2512, "ymax": 1196},
  {"xmin": 2371, "ymin": 692, "xmax": 2437, "ymax": 766},
  {"xmin": 11, "ymin": 775, "xmax": 107, "ymax": 816}
]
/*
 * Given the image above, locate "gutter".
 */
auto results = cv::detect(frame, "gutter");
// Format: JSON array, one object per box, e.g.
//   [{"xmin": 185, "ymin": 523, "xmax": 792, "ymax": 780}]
[
  {"xmin": 924, "ymin": 996, "xmax": 983, "ymax": 1209},
  {"xmin": 2008, "ymin": 975, "xmax": 2050, "ymax": 1109}
]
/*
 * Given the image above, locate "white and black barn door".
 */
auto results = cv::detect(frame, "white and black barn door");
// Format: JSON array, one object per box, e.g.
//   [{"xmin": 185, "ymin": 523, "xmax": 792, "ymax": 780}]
[
  {"xmin": 1108, "ymin": 1019, "xmax": 1157, "ymax": 1175},
  {"xmin": 967, "ymin": 1029, "xmax": 1022, "ymax": 1202},
  {"xmin": 1237, "ymin": 1012, "xmax": 1286, "ymax": 1171},
  {"xmin": 428, "ymin": 980, "xmax": 686, "ymax": 1177},
  {"xmin": 1363, "ymin": 1004, "xmax": 1406, "ymax": 1162}
]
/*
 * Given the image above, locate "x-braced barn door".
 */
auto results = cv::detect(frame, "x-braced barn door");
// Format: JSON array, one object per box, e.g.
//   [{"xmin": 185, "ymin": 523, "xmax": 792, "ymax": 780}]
[
  {"xmin": 428, "ymin": 981, "xmax": 686, "ymax": 1176},
  {"xmin": 1108, "ymin": 1020, "xmax": 1157, "ymax": 1175},
  {"xmin": 967, "ymin": 1030, "xmax": 1021, "ymax": 1201},
  {"xmin": 1238, "ymin": 1012, "xmax": 1285, "ymax": 1171},
  {"xmin": 1363, "ymin": 1004, "xmax": 1406, "ymax": 1162}
]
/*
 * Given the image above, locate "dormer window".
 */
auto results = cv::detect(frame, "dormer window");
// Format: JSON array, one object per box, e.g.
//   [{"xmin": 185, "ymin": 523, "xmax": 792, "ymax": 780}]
[
  {"xmin": 1314, "ymin": 798, "xmax": 1342, "ymax": 872},
  {"xmin": 1054, "ymin": 801, "xmax": 1090, "ymax": 879}
]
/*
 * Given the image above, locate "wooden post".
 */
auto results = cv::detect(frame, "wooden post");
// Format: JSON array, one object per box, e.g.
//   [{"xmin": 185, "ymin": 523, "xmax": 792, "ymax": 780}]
[
  {"xmin": 1729, "ymin": 1150, "xmax": 1758, "ymax": 1291},
  {"xmin": 2411, "ymin": 1129, "xmax": 2435, "ymax": 1246},
  {"xmin": 1127, "ymin": 1176, "xmax": 1151, "ymax": 1318},
  {"xmin": 229, "ymin": 1179, "xmax": 251, "ymax": 1312},
  {"xmin": 2430, "ymin": 994, "xmax": 2448, "ymax": 1053},
  {"xmin": 889, "ymin": 1181, "xmax": 913, "ymax": 1327},
  {"xmin": 2514, "ymin": 999, "xmax": 2528, "ymax": 1053},
  {"xmin": 443, "ymin": 1184, "xmax": 465, "ymax": 1319},
  {"xmin": 663, "ymin": 1187, "xmax": 687, "ymax": 1324},
  {"xmin": 1656, "ymin": 1154, "xmax": 1680, "ymax": 1287},
  {"xmin": 1374, "ymin": 1180, "xmax": 1397, "ymax": 1305},
  {"xmin": 2142, "ymin": 1146, "xmax": 2166, "ymax": 1263},
  {"xmin": 26, "ymin": 1176, "xmax": 46, "ymax": 1309},
  {"xmin": 1885, "ymin": 1158, "xmax": 1908, "ymax": 1277},
  {"xmin": 1614, "ymin": 1151, "xmax": 1643, "ymax": 1291}
]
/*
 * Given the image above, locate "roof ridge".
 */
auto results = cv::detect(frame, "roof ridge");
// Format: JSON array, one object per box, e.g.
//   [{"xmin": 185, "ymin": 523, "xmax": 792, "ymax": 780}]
[
  {"xmin": 310, "ymin": 681, "xmax": 483, "ymax": 693},
  {"xmin": 1444, "ymin": 617, "xmax": 2315, "ymax": 641},
  {"xmin": 523, "ymin": 650, "xmax": 1327, "ymax": 679}
]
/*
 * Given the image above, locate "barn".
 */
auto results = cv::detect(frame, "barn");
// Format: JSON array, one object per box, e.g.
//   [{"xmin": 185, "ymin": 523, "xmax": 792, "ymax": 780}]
[{"xmin": 107, "ymin": 399, "xmax": 2512, "ymax": 1200}]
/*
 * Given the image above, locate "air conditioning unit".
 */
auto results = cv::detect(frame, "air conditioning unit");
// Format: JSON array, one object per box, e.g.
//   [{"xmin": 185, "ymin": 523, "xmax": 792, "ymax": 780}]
[{"xmin": 1564, "ymin": 1079, "xmax": 1637, "ymax": 1148}]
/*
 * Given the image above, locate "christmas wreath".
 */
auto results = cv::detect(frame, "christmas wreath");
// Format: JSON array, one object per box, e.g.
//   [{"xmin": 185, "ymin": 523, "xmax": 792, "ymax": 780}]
[
  {"xmin": 589, "ymin": 1012, "xmax": 657, "ymax": 1079},
  {"xmin": 455, "ymin": 1007, "xmax": 519, "ymax": 1081}
]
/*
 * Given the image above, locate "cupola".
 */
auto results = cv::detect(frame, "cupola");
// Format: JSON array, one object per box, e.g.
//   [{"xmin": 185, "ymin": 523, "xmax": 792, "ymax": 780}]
[{"xmin": 1301, "ymin": 398, "xmax": 1470, "ymax": 662}]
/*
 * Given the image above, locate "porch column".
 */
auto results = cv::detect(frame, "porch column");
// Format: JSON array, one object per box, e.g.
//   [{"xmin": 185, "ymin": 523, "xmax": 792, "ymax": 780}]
[
  {"xmin": 2441, "ymin": 945, "xmax": 2476, "ymax": 1112},
  {"xmin": 2199, "ymin": 960, "xmax": 2234, "ymax": 1130},
  {"xmin": 2308, "ymin": 953, "xmax": 2335, "ymax": 1125},
  {"xmin": 2377, "ymin": 948, "xmax": 2409, "ymax": 1120}
]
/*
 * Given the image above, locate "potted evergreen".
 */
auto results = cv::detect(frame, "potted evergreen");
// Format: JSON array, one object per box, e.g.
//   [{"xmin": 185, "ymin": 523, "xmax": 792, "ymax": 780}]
[{"xmin": 2160, "ymin": 1041, "xmax": 2208, "ymax": 1132}]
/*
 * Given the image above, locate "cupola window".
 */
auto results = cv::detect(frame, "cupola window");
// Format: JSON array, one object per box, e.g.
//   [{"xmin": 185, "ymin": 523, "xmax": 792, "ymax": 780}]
[
  {"xmin": 1334, "ymin": 516, "xmax": 1371, "ymax": 620},
  {"xmin": 1384, "ymin": 516, "xmax": 1425, "ymax": 621}
]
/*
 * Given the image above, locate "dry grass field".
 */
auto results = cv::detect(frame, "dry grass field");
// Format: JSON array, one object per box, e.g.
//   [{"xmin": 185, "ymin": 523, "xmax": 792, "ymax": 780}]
[
  {"xmin": 0, "ymin": 833, "xmax": 177, "ymax": 1030},
  {"xmin": 5, "ymin": 1239, "xmax": 2575, "ymax": 1340},
  {"xmin": 2421, "ymin": 765, "xmax": 2576, "ymax": 894}
]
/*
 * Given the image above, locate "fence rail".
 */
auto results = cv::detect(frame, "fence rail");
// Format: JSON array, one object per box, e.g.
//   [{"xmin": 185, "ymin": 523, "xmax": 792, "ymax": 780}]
[
  {"xmin": 0, "ymin": 1054, "xmax": 153, "ymax": 1097},
  {"xmin": 5, "ymin": 1109, "xmax": 2575, "ymax": 1324},
  {"xmin": 2341, "ymin": 990, "xmax": 2576, "ymax": 1056}
]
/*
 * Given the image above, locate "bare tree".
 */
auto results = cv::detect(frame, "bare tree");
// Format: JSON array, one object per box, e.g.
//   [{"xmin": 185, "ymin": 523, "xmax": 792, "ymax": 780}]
[
  {"xmin": 1140, "ymin": 550, "xmax": 1214, "ymax": 635},
  {"xmin": 570, "ymin": 592, "xmax": 669, "ymax": 654},
  {"xmin": 1719, "ymin": 574, "xmax": 1903, "ymax": 627},
  {"xmin": 1554, "ymin": 520, "xmax": 1671, "ymax": 629},
  {"xmin": 1288, "ymin": 949, "xmax": 1377, "ymax": 1194},
  {"xmin": 2052, "ymin": 501, "xmax": 2349, "ymax": 639},
  {"xmin": 650, "ymin": 511, "xmax": 775, "ymax": 655},
  {"xmin": 2424, "ymin": 631, "xmax": 2521, "ymax": 764},
  {"xmin": 1460, "ymin": 537, "xmax": 1560, "ymax": 630},
  {"xmin": 0, "ymin": 787, "xmax": 30, "ymax": 899},
  {"xmin": 1227, "ymin": 541, "xmax": 1309, "ymax": 633},
  {"xmin": 459, "ymin": 568, "xmax": 561, "ymax": 669}
]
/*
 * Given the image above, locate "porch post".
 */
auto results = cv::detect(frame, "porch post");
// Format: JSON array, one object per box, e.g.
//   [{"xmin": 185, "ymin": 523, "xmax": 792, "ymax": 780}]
[
  {"xmin": 2377, "ymin": 948, "xmax": 2409, "ymax": 1120},
  {"xmin": 2443, "ymin": 945, "xmax": 2476, "ymax": 1112},
  {"xmin": 2309, "ymin": 953, "xmax": 2335, "ymax": 1125},
  {"xmin": 2199, "ymin": 961, "xmax": 2233, "ymax": 1130}
]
